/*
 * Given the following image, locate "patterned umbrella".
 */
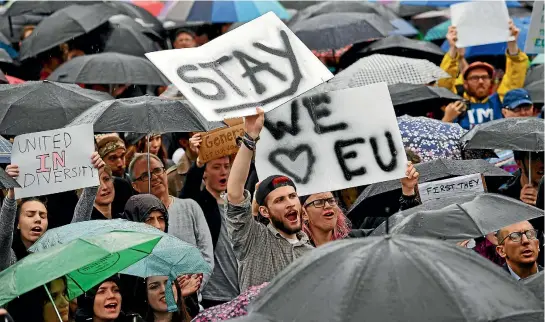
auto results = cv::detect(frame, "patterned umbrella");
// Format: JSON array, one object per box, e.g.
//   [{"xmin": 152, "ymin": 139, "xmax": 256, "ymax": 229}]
[
  {"xmin": 331, "ymin": 54, "xmax": 450, "ymax": 87},
  {"xmin": 423, "ymin": 19, "xmax": 449, "ymax": 41},
  {"xmin": 159, "ymin": 0, "xmax": 290, "ymax": 23},
  {"xmin": 397, "ymin": 115, "xmax": 467, "ymax": 162},
  {"xmin": 193, "ymin": 283, "xmax": 269, "ymax": 321}
]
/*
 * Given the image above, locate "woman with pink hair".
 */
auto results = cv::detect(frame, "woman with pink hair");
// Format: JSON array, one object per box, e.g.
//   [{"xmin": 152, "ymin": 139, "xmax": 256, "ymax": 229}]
[{"xmin": 300, "ymin": 192, "xmax": 352, "ymax": 247}]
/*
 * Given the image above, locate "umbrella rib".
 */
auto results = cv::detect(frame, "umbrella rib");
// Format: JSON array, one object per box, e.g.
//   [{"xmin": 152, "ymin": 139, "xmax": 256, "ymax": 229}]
[{"xmin": 454, "ymin": 203, "xmax": 483, "ymax": 235}]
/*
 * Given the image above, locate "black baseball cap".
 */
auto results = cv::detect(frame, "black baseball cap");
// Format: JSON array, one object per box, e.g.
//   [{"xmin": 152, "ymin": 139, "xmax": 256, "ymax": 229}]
[{"xmin": 255, "ymin": 175, "xmax": 297, "ymax": 206}]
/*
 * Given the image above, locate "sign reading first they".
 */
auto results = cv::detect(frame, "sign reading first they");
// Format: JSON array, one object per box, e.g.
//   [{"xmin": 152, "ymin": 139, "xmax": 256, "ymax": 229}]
[
  {"xmin": 11, "ymin": 124, "xmax": 98, "ymax": 199},
  {"xmin": 146, "ymin": 12, "xmax": 333, "ymax": 121}
]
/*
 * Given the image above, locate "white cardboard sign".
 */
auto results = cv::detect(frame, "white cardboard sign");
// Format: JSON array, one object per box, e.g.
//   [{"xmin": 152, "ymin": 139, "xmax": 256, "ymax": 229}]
[
  {"xmin": 451, "ymin": 1, "xmax": 510, "ymax": 48},
  {"xmin": 417, "ymin": 173, "xmax": 485, "ymax": 203},
  {"xmin": 146, "ymin": 12, "xmax": 333, "ymax": 121},
  {"xmin": 524, "ymin": 1, "xmax": 544, "ymax": 54},
  {"xmin": 255, "ymin": 83, "xmax": 408, "ymax": 196},
  {"xmin": 11, "ymin": 124, "xmax": 99, "ymax": 199}
]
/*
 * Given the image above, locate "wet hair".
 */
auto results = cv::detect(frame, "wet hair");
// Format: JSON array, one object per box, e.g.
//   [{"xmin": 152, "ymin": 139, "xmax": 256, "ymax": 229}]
[
  {"xmin": 128, "ymin": 153, "xmax": 164, "ymax": 181},
  {"xmin": 130, "ymin": 136, "xmax": 169, "ymax": 169},
  {"xmin": 101, "ymin": 164, "xmax": 113, "ymax": 177},
  {"xmin": 12, "ymin": 197, "xmax": 48, "ymax": 260}
]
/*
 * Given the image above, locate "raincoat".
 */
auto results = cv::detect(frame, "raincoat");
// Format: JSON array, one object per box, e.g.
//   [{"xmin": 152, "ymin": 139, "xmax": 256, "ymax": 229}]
[{"xmin": 437, "ymin": 50, "xmax": 528, "ymax": 129}]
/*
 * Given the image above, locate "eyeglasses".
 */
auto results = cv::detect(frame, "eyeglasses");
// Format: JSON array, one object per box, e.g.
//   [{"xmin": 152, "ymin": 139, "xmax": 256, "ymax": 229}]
[
  {"xmin": 135, "ymin": 167, "xmax": 165, "ymax": 182},
  {"xmin": 304, "ymin": 197, "xmax": 337, "ymax": 208},
  {"xmin": 499, "ymin": 229, "xmax": 539, "ymax": 245},
  {"xmin": 511, "ymin": 105, "xmax": 534, "ymax": 113},
  {"xmin": 467, "ymin": 75, "xmax": 491, "ymax": 82}
]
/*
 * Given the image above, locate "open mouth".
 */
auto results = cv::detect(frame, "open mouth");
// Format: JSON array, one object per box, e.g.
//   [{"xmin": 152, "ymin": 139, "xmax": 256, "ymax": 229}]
[
  {"xmin": 30, "ymin": 226, "xmax": 43, "ymax": 234},
  {"xmin": 104, "ymin": 303, "xmax": 118, "ymax": 311},
  {"xmin": 323, "ymin": 210, "xmax": 335, "ymax": 219},
  {"xmin": 285, "ymin": 210, "xmax": 298, "ymax": 222},
  {"xmin": 219, "ymin": 178, "xmax": 227, "ymax": 185}
]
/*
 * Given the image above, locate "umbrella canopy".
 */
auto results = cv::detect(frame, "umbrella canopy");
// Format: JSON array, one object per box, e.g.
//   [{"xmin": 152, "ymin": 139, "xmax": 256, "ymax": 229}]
[
  {"xmin": 424, "ymin": 19, "xmax": 450, "ymax": 41},
  {"xmin": 4, "ymin": 0, "xmax": 102, "ymax": 16},
  {"xmin": 525, "ymin": 64, "xmax": 543, "ymax": 86},
  {"xmin": 289, "ymin": 13, "xmax": 394, "ymax": 51},
  {"xmin": 159, "ymin": 0, "xmax": 290, "ymax": 23},
  {"xmin": 249, "ymin": 235, "xmax": 543, "ymax": 322},
  {"xmin": 47, "ymin": 52, "xmax": 168, "ymax": 86},
  {"xmin": 526, "ymin": 80, "xmax": 544, "ymax": 105},
  {"xmin": 397, "ymin": 114, "xmax": 467, "ymax": 161},
  {"xmin": 104, "ymin": 16, "xmax": 161, "ymax": 57},
  {"xmin": 19, "ymin": 4, "xmax": 120, "ymax": 60},
  {"xmin": 386, "ymin": 2, "xmax": 436, "ymax": 18},
  {"xmin": 522, "ymin": 271, "xmax": 544, "ymax": 303},
  {"xmin": 0, "ymin": 48, "xmax": 17, "ymax": 65},
  {"xmin": 410, "ymin": 9, "xmax": 450, "ymax": 34},
  {"xmin": 331, "ymin": 54, "xmax": 450, "ymax": 87},
  {"xmin": 370, "ymin": 192, "xmax": 482, "ymax": 236},
  {"xmin": 108, "ymin": 14, "xmax": 162, "ymax": 42},
  {"xmin": 193, "ymin": 283, "xmax": 269, "ymax": 321},
  {"xmin": 107, "ymin": 1, "xmax": 164, "ymax": 35},
  {"xmin": 0, "ymin": 80, "xmax": 113, "ymax": 135},
  {"xmin": 390, "ymin": 83, "xmax": 461, "ymax": 115},
  {"xmin": 391, "ymin": 193, "xmax": 544, "ymax": 240},
  {"xmin": 399, "ymin": 0, "xmax": 522, "ymax": 8},
  {"xmin": 0, "ymin": 231, "xmax": 161, "ymax": 305},
  {"xmin": 0, "ymin": 167, "xmax": 20, "ymax": 188},
  {"xmin": 29, "ymin": 219, "xmax": 211, "ymax": 278},
  {"xmin": 461, "ymin": 117, "xmax": 544, "ymax": 152},
  {"xmin": 288, "ymin": 1, "xmax": 418, "ymax": 37},
  {"xmin": 67, "ymin": 95, "xmax": 212, "ymax": 133},
  {"xmin": 0, "ymin": 13, "xmax": 43, "ymax": 43},
  {"xmin": 347, "ymin": 159, "xmax": 512, "ymax": 223},
  {"xmin": 531, "ymin": 54, "xmax": 544, "ymax": 66},
  {"xmin": 360, "ymin": 35, "xmax": 445, "ymax": 65}
]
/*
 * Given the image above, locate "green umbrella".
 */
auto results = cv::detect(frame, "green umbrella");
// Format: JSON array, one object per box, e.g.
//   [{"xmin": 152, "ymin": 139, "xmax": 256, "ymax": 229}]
[
  {"xmin": 424, "ymin": 19, "xmax": 450, "ymax": 41},
  {"xmin": 0, "ymin": 231, "xmax": 161, "ymax": 308}
]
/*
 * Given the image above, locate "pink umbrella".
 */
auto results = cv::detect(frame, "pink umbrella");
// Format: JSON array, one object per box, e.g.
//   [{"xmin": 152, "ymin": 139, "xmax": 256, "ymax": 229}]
[
  {"xmin": 6, "ymin": 75, "xmax": 25, "ymax": 84},
  {"xmin": 193, "ymin": 283, "xmax": 269, "ymax": 322}
]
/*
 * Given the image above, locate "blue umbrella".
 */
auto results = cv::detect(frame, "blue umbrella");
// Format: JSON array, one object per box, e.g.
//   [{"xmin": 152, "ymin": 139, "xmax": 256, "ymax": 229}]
[
  {"xmin": 397, "ymin": 114, "xmax": 468, "ymax": 162},
  {"xmin": 160, "ymin": 0, "xmax": 290, "ymax": 23},
  {"xmin": 389, "ymin": 17, "xmax": 419, "ymax": 37},
  {"xmin": 439, "ymin": 16, "xmax": 530, "ymax": 57},
  {"xmin": 400, "ymin": 0, "xmax": 521, "ymax": 8}
]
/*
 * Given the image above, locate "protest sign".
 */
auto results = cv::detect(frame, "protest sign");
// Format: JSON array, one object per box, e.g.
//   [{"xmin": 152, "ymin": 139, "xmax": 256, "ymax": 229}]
[
  {"xmin": 524, "ymin": 1, "xmax": 544, "ymax": 54},
  {"xmin": 417, "ymin": 173, "xmax": 486, "ymax": 203},
  {"xmin": 11, "ymin": 124, "xmax": 98, "ymax": 199},
  {"xmin": 198, "ymin": 119, "xmax": 245, "ymax": 163},
  {"xmin": 146, "ymin": 12, "xmax": 333, "ymax": 121},
  {"xmin": 255, "ymin": 82, "xmax": 408, "ymax": 196},
  {"xmin": 451, "ymin": 1, "xmax": 510, "ymax": 48}
]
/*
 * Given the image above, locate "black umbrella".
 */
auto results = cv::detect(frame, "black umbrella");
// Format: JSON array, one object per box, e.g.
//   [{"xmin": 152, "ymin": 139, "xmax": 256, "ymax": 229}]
[
  {"xmin": 522, "ymin": 271, "xmax": 544, "ymax": 303},
  {"xmin": 347, "ymin": 159, "xmax": 512, "ymax": 225},
  {"xmin": 19, "ymin": 4, "xmax": 121, "ymax": 60},
  {"xmin": 0, "ymin": 80, "xmax": 113, "ymax": 135},
  {"xmin": 106, "ymin": 1, "xmax": 164, "ymax": 35},
  {"xmin": 0, "ymin": 69, "xmax": 7, "ymax": 84},
  {"xmin": 390, "ymin": 193, "xmax": 544, "ymax": 240},
  {"xmin": 0, "ymin": 167, "xmax": 20, "ymax": 189},
  {"xmin": 388, "ymin": 83, "xmax": 462, "ymax": 114},
  {"xmin": 524, "ymin": 64, "xmax": 543, "ymax": 86},
  {"xmin": 0, "ymin": 13, "xmax": 43, "ymax": 42},
  {"xmin": 461, "ymin": 118, "xmax": 544, "ymax": 152},
  {"xmin": 526, "ymin": 80, "xmax": 544, "ymax": 105},
  {"xmin": 0, "ymin": 48, "xmax": 17, "ymax": 65},
  {"xmin": 370, "ymin": 192, "xmax": 483, "ymax": 236},
  {"xmin": 250, "ymin": 235, "xmax": 544, "ymax": 322},
  {"xmin": 104, "ymin": 16, "xmax": 161, "ymax": 57},
  {"xmin": 289, "ymin": 13, "xmax": 394, "ymax": 50},
  {"xmin": 359, "ymin": 35, "xmax": 445, "ymax": 65},
  {"xmin": 67, "ymin": 95, "xmax": 212, "ymax": 133},
  {"xmin": 4, "ymin": 1, "xmax": 102, "ymax": 17},
  {"xmin": 108, "ymin": 14, "xmax": 162, "ymax": 42},
  {"xmin": 47, "ymin": 52, "xmax": 168, "ymax": 86},
  {"xmin": 385, "ymin": 3, "xmax": 437, "ymax": 18},
  {"xmin": 288, "ymin": 1, "xmax": 398, "ymax": 26}
]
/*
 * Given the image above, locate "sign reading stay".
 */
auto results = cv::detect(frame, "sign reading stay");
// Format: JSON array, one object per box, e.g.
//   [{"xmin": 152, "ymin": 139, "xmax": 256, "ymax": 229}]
[
  {"xmin": 255, "ymin": 83, "xmax": 408, "ymax": 196},
  {"xmin": 198, "ymin": 119, "xmax": 245, "ymax": 163},
  {"xmin": 417, "ymin": 173, "xmax": 486, "ymax": 203},
  {"xmin": 11, "ymin": 124, "xmax": 99, "ymax": 199},
  {"xmin": 146, "ymin": 12, "xmax": 333, "ymax": 121}
]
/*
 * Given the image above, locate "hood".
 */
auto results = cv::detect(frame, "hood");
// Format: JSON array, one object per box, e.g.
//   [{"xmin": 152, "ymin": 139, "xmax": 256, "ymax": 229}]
[{"xmin": 122, "ymin": 194, "xmax": 169, "ymax": 232}]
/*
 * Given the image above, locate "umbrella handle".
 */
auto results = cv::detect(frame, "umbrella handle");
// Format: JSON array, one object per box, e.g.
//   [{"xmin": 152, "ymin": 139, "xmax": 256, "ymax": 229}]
[
  {"xmin": 529, "ymin": 152, "xmax": 532, "ymax": 184},
  {"xmin": 165, "ymin": 276, "xmax": 178, "ymax": 312},
  {"xmin": 44, "ymin": 284, "xmax": 64, "ymax": 322},
  {"xmin": 147, "ymin": 134, "xmax": 151, "ymax": 193}
]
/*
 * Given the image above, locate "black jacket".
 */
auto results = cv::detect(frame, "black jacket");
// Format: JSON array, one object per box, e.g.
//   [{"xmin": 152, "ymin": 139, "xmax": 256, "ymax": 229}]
[
  {"xmin": 179, "ymin": 163, "xmax": 222, "ymax": 249},
  {"xmin": 498, "ymin": 170, "xmax": 523, "ymax": 201}
]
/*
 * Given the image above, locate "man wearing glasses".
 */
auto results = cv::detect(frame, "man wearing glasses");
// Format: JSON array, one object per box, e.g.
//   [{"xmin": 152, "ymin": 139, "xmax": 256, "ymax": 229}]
[
  {"xmin": 439, "ymin": 20, "xmax": 528, "ymax": 129},
  {"xmin": 501, "ymin": 89, "xmax": 539, "ymax": 118},
  {"xmin": 496, "ymin": 221, "xmax": 542, "ymax": 280}
]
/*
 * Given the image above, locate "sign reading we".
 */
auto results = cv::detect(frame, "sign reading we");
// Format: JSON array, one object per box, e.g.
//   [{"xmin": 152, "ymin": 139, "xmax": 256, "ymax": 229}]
[
  {"xmin": 11, "ymin": 124, "xmax": 98, "ymax": 199},
  {"xmin": 255, "ymin": 83, "xmax": 408, "ymax": 196},
  {"xmin": 146, "ymin": 12, "xmax": 333, "ymax": 121}
]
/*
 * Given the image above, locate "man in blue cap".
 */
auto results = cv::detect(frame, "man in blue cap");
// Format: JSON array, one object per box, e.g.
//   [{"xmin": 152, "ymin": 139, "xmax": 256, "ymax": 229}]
[{"xmin": 502, "ymin": 88, "xmax": 537, "ymax": 118}]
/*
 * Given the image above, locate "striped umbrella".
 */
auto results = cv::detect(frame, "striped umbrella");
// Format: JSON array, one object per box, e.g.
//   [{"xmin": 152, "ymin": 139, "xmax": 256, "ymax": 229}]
[{"xmin": 159, "ymin": 0, "xmax": 290, "ymax": 23}]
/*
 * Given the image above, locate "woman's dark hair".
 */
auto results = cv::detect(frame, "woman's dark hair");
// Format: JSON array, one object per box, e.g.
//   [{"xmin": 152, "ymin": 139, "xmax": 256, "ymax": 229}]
[
  {"xmin": 12, "ymin": 197, "xmax": 48, "ymax": 260},
  {"xmin": 8, "ymin": 277, "xmax": 67, "ymax": 322},
  {"xmin": 126, "ymin": 136, "xmax": 169, "ymax": 170}
]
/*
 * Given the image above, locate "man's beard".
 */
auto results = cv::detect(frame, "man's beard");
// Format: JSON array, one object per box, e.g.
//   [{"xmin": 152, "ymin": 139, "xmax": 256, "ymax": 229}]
[{"xmin": 269, "ymin": 212, "xmax": 302, "ymax": 235}]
